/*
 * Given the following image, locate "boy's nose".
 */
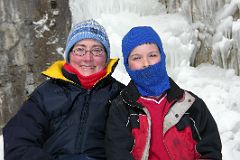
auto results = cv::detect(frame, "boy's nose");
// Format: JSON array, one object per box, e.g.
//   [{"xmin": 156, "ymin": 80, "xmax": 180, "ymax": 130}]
[{"xmin": 142, "ymin": 58, "xmax": 150, "ymax": 68}]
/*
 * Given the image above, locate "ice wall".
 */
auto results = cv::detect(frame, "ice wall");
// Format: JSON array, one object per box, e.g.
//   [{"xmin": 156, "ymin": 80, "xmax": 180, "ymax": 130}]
[
  {"xmin": 69, "ymin": 0, "xmax": 164, "ymax": 25},
  {"xmin": 168, "ymin": 0, "xmax": 240, "ymax": 75},
  {"xmin": 69, "ymin": 0, "xmax": 195, "ymax": 73},
  {"xmin": 212, "ymin": 1, "xmax": 240, "ymax": 75},
  {"xmin": 69, "ymin": 0, "xmax": 240, "ymax": 75}
]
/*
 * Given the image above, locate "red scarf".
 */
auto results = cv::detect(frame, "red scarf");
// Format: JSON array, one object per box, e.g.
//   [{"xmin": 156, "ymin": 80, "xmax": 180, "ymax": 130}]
[{"xmin": 63, "ymin": 63, "xmax": 107, "ymax": 90}]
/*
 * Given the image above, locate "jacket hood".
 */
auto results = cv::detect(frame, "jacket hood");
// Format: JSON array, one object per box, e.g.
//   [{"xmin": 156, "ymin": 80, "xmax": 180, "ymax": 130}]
[{"xmin": 41, "ymin": 58, "xmax": 119, "ymax": 83}]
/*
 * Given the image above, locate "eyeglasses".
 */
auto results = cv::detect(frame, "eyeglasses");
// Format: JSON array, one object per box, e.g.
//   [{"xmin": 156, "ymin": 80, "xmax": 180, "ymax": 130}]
[{"xmin": 72, "ymin": 47, "xmax": 104, "ymax": 56}]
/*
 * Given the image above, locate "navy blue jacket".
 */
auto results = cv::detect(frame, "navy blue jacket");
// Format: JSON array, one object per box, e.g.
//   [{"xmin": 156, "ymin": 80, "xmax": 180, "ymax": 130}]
[{"xmin": 3, "ymin": 59, "xmax": 125, "ymax": 160}]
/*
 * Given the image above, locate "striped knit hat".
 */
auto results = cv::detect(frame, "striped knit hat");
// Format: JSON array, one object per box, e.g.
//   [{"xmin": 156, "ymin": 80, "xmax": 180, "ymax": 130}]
[{"xmin": 64, "ymin": 19, "xmax": 110, "ymax": 63}]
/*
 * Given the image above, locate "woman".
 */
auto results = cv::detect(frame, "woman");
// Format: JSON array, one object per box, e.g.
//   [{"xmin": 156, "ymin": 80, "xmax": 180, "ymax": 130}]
[
  {"xmin": 105, "ymin": 26, "xmax": 222, "ymax": 160},
  {"xmin": 3, "ymin": 19, "xmax": 125, "ymax": 160}
]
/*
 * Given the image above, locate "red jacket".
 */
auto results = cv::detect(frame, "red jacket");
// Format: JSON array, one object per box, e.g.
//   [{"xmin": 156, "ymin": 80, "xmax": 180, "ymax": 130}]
[
  {"xmin": 131, "ymin": 92, "xmax": 200, "ymax": 160},
  {"xmin": 106, "ymin": 79, "xmax": 222, "ymax": 160}
]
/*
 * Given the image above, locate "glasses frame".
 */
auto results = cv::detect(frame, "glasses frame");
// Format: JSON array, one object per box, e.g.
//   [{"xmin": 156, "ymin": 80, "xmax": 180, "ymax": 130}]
[{"xmin": 72, "ymin": 47, "xmax": 105, "ymax": 57}]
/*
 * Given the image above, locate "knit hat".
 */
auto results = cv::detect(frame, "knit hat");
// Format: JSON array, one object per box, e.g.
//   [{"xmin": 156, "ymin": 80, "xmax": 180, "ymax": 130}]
[
  {"xmin": 122, "ymin": 26, "xmax": 164, "ymax": 67},
  {"xmin": 64, "ymin": 19, "xmax": 110, "ymax": 63}
]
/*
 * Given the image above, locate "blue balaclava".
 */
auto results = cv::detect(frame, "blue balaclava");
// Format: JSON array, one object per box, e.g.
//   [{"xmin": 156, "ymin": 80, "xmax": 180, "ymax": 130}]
[
  {"xmin": 122, "ymin": 26, "xmax": 170, "ymax": 96},
  {"xmin": 64, "ymin": 19, "xmax": 110, "ymax": 63}
]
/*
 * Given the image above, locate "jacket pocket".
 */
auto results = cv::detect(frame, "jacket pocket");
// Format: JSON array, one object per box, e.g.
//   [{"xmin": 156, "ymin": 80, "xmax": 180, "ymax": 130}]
[{"xmin": 164, "ymin": 126, "xmax": 200, "ymax": 160}]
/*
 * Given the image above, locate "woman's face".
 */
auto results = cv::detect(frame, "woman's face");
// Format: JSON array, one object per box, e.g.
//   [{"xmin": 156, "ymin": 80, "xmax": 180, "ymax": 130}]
[
  {"xmin": 128, "ymin": 43, "xmax": 161, "ymax": 70},
  {"xmin": 69, "ymin": 39, "xmax": 107, "ymax": 76}
]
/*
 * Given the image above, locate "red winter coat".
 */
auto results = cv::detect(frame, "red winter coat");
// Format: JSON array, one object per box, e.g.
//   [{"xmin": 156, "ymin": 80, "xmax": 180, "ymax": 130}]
[
  {"xmin": 131, "ymin": 92, "xmax": 200, "ymax": 160},
  {"xmin": 106, "ymin": 79, "xmax": 222, "ymax": 160}
]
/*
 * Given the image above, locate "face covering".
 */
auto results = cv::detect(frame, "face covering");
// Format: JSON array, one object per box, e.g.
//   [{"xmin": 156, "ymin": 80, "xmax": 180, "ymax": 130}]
[{"xmin": 126, "ymin": 60, "xmax": 170, "ymax": 97}]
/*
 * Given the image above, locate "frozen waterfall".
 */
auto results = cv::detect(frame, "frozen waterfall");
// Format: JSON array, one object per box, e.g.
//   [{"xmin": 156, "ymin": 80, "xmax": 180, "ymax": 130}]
[{"xmin": 69, "ymin": 0, "xmax": 240, "ymax": 76}]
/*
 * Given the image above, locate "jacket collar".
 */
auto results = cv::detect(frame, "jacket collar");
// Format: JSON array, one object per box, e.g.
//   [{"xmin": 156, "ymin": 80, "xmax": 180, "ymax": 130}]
[
  {"xmin": 41, "ymin": 60, "xmax": 73, "ymax": 83},
  {"xmin": 121, "ymin": 77, "xmax": 184, "ymax": 107},
  {"xmin": 41, "ymin": 58, "xmax": 120, "ymax": 84},
  {"xmin": 167, "ymin": 78, "xmax": 184, "ymax": 102}
]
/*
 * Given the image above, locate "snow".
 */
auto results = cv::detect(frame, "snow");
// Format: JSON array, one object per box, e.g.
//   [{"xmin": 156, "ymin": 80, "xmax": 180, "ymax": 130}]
[
  {"xmin": 1, "ymin": 0, "xmax": 240, "ymax": 159},
  {"xmin": 33, "ymin": 13, "xmax": 50, "ymax": 38}
]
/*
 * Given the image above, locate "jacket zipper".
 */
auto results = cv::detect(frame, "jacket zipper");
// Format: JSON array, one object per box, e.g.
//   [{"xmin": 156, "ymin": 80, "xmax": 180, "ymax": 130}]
[
  {"xmin": 162, "ymin": 99, "xmax": 178, "ymax": 160},
  {"xmin": 75, "ymin": 90, "xmax": 91, "ymax": 152},
  {"xmin": 121, "ymin": 94, "xmax": 150, "ymax": 160},
  {"xmin": 123, "ymin": 92, "xmax": 177, "ymax": 160}
]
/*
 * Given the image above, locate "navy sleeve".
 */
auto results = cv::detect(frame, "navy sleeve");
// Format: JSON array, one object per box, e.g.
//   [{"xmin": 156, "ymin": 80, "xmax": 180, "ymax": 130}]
[
  {"xmin": 3, "ymin": 90, "xmax": 53, "ymax": 160},
  {"xmin": 105, "ymin": 99, "xmax": 134, "ymax": 160},
  {"xmin": 191, "ymin": 97, "xmax": 222, "ymax": 160}
]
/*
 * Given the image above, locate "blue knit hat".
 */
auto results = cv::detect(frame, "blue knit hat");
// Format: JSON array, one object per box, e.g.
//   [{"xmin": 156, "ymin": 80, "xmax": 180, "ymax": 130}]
[
  {"xmin": 64, "ymin": 19, "xmax": 110, "ymax": 63},
  {"xmin": 122, "ymin": 26, "xmax": 165, "ymax": 67}
]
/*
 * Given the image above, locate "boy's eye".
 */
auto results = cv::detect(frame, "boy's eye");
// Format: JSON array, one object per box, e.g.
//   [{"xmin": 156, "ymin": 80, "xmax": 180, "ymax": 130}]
[
  {"xmin": 131, "ymin": 56, "xmax": 141, "ymax": 61},
  {"xmin": 149, "ymin": 53, "xmax": 158, "ymax": 57}
]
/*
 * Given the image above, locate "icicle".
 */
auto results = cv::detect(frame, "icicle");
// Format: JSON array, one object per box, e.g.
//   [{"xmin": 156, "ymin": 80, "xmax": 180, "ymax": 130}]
[{"xmin": 70, "ymin": 0, "xmax": 163, "ymax": 23}]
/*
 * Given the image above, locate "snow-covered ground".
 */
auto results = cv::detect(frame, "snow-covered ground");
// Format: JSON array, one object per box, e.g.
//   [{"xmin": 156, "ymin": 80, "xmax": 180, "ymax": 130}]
[{"xmin": 1, "ymin": 0, "xmax": 240, "ymax": 159}]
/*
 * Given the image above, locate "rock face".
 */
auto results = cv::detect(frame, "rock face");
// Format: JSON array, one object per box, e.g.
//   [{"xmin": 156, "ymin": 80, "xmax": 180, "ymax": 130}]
[{"xmin": 0, "ymin": 0, "xmax": 71, "ymax": 129}]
